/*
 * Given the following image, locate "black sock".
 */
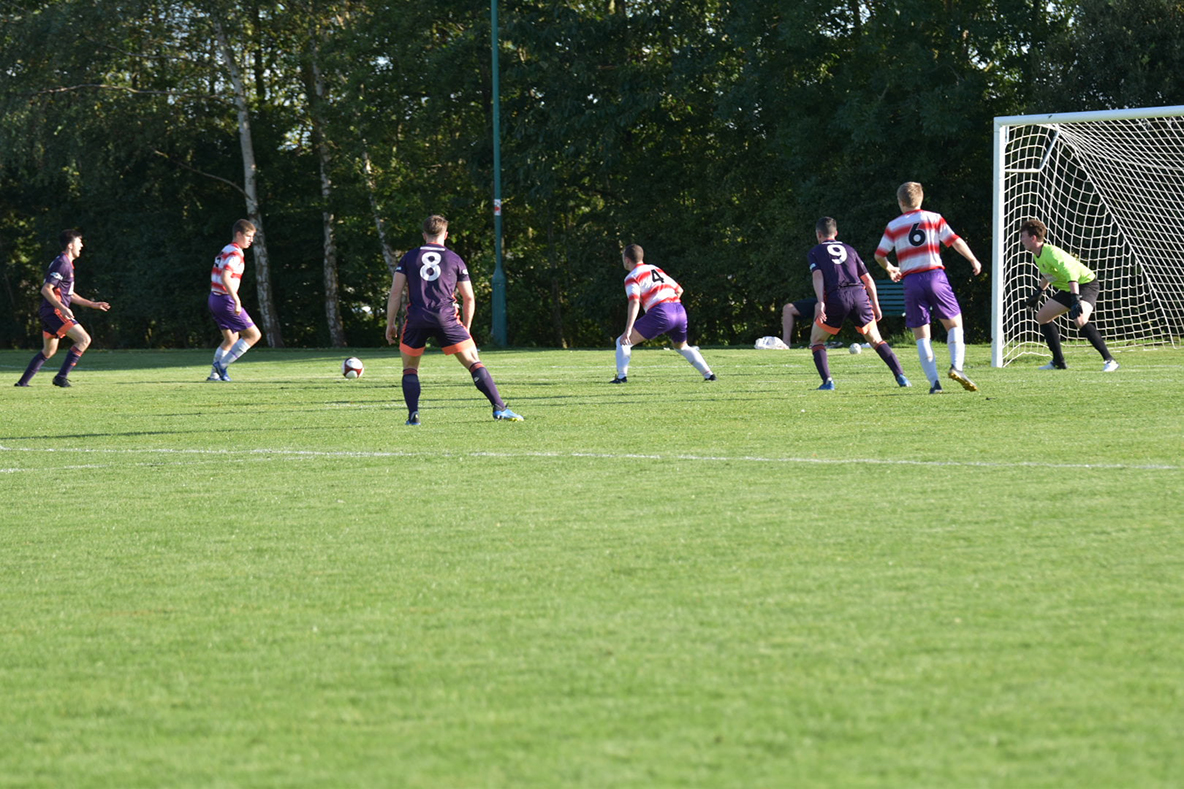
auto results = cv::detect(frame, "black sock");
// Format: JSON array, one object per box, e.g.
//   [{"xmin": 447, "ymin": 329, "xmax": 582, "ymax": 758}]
[
  {"xmin": 874, "ymin": 342, "xmax": 903, "ymax": 377},
  {"xmin": 17, "ymin": 352, "xmax": 47, "ymax": 385},
  {"xmin": 1039, "ymin": 322, "xmax": 1065, "ymax": 367},
  {"xmin": 56, "ymin": 348, "xmax": 83, "ymax": 379},
  {"xmin": 401, "ymin": 370, "xmax": 420, "ymax": 416},
  {"xmin": 470, "ymin": 363, "xmax": 505, "ymax": 410},
  {"xmin": 1079, "ymin": 322, "xmax": 1113, "ymax": 361},
  {"xmin": 811, "ymin": 345, "xmax": 831, "ymax": 382}
]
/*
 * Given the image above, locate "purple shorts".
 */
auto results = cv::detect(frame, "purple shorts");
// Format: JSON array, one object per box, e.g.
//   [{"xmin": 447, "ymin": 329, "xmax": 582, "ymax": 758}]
[
  {"xmin": 399, "ymin": 308, "xmax": 476, "ymax": 357},
  {"xmin": 902, "ymin": 269, "xmax": 962, "ymax": 328},
  {"xmin": 818, "ymin": 287, "xmax": 874, "ymax": 335},
  {"xmin": 208, "ymin": 292, "xmax": 256, "ymax": 333},
  {"xmin": 635, "ymin": 302, "xmax": 688, "ymax": 344}
]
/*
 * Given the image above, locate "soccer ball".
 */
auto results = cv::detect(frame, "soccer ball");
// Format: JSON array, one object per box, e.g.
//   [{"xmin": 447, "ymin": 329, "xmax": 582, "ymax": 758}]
[
  {"xmin": 849, "ymin": 343, "xmax": 862, "ymax": 355},
  {"xmin": 342, "ymin": 357, "xmax": 364, "ymax": 379}
]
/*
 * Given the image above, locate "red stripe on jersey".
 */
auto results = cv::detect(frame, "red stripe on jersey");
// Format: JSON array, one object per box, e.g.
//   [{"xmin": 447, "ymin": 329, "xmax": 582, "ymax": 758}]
[
  {"xmin": 625, "ymin": 265, "xmax": 684, "ymax": 311},
  {"xmin": 875, "ymin": 210, "xmax": 960, "ymax": 274}
]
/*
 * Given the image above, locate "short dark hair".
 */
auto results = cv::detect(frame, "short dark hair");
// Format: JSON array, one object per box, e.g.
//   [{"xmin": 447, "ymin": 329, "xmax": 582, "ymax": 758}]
[
  {"xmin": 233, "ymin": 219, "xmax": 256, "ymax": 237},
  {"xmin": 1018, "ymin": 217, "xmax": 1047, "ymax": 241},
  {"xmin": 423, "ymin": 215, "xmax": 448, "ymax": 238},
  {"xmin": 622, "ymin": 244, "xmax": 644, "ymax": 264},
  {"xmin": 815, "ymin": 217, "xmax": 837, "ymax": 238},
  {"xmin": 59, "ymin": 229, "xmax": 83, "ymax": 249}
]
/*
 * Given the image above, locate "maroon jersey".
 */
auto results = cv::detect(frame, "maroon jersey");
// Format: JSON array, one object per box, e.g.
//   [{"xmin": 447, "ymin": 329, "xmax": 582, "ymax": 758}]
[
  {"xmin": 808, "ymin": 241, "xmax": 869, "ymax": 296},
  {"xmin": 395, "ymin": 244, "xmax": 471, "ymax": 316}
]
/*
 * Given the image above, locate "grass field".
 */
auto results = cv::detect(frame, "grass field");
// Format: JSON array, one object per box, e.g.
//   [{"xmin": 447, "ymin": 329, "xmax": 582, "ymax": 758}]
[{"xmin": 2, "ymin": 344, "xmax": 1182, "ymax": 788}]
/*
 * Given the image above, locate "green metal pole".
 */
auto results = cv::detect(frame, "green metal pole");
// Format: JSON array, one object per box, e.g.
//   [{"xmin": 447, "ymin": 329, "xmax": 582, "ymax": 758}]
[{"xmin": 490, "ymin": 0, "xmax": 507, "ymax": 346}]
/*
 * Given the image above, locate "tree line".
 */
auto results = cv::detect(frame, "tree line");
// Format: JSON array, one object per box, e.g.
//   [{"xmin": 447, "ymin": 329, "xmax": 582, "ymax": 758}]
[{"xmin": 2, "ymin": 0, "xmax": 1182, "ymax": 350}]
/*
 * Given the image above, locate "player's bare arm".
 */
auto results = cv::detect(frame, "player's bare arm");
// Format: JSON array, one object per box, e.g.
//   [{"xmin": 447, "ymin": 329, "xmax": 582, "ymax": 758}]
[
  {"xmin": 458, "ymin": 280, "xmax": 476, "ymax": 333},
  {"xmin": 72, "ymin": 295, "xmax": 111, "ymax": 312},
  {"xmin": 860, "ymin": 273, "xmax": 882, "ymax": 322},
  {"xmin": 951, "ymin": 238, "xmax": 983, "ymax": 276},
  {"xmin": 619, "ymin": 299, "xmax": 641, "ymax": 345},
  {"xmin": 811, "ymin": 270, "xmax": 827, "ymax": 324},
  {"xmin": 39, "ymin": 282, "xmax": 73, "ymax": 320},
  {"xmin": 874, "ymin": 253, "xmax": 902, "ymax": 282},
  {"xmin": 220, "ymin": 269, "xmax": 242, "ymax": 314},
  {"xmin": 385, "ymin": 271, "xmax": 407, "ymax": 345}
]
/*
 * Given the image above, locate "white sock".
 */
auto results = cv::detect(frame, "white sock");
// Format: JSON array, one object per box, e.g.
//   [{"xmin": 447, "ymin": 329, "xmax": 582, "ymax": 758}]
[
  {"xmin": 947, "ymin": 326, "xmax": 965, "ymax": 370},
  {"xmin": 213, "ymin": 346, "xmax": 227, "ymax": 365},
  {"xmin": 676, "ymin": 345, "xmax": 712, "ymax": 377},
  {"xmin": 615, "ymin": 338, "xmax": 631, "ymax": 377},
  {"xmin": 223, "ymin": 338, "xmax": 251, "ymax": 365},
  {"xmin": 917, "ymin": 338, "xmax": 939, "ymax": 384}
]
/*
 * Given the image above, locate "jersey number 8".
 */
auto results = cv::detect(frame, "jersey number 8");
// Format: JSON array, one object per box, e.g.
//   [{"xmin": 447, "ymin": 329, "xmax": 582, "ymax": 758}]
[{"xmin": 420, "ymin": 252, "xmax": 442, "ymax": 282}]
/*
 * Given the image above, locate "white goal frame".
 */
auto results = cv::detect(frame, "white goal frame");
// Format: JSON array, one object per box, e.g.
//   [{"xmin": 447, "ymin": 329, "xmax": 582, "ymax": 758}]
[{"xmin": 992, "ymin": 105, "xmax": 1184, "ymax": 367}]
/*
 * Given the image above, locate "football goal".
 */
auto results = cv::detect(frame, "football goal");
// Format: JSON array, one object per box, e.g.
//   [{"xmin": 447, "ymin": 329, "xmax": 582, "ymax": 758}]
[{"xmin": 992, "ymin": 105, "xmax": 1184, "ymax": 367}]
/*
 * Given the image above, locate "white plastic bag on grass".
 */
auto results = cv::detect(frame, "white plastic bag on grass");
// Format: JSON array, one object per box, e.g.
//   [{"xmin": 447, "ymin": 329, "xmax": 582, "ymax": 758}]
[{"xmin": 754, "ymin": 336, "xmax": 790, "ymax": 350}]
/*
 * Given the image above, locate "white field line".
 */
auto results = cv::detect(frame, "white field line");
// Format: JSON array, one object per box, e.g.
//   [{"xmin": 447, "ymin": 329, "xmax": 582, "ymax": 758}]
[{"xmin": 0, "ymin": 444, "xmax": 1177, "ymax": 472}]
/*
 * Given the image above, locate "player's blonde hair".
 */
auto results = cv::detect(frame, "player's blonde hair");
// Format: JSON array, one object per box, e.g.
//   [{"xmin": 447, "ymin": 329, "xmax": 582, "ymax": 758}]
[
  {"xmin": 423, "ymin": 215, "xmax": 449, "ymax": 238},
  {"xmin": 897, "ymin": 182, "xmax": 924, "ymax": 210}
]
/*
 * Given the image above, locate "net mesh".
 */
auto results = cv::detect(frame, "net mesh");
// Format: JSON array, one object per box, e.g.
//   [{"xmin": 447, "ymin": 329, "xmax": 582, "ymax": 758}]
[{"xmin": 996, "ymin": 111, "xmax": 1184, "ymax": 365}]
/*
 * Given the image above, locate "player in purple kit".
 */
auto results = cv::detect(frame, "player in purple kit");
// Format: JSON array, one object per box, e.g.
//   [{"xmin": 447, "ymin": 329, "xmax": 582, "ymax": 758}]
[
  {"xmin": 782, "ymin": 296, "xmax": 818, "ymax": 347},
  {"xmin": 14, "ymin": 230, "xmax": 111, "ymax": 388},
  {"xmin": 807, "ymin": 218, "xmax": 910, "ymax": 390},
  {"xmin": 207, "ymin": 220, "xmax": 263, "ymax": 382},
  {"xmin": 385, "ymin": 215, "xmax": 523, "ymax": 425}
]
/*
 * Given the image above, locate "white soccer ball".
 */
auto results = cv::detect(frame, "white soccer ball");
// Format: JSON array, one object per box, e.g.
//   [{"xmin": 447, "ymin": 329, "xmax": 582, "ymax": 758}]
[
  {"xmin": 342, "ymin": 357, "xmax": 364, "ymax": 379},
  {"xmin": 849, "ymin": 343, "xmax": 862, "ymax": 355}
]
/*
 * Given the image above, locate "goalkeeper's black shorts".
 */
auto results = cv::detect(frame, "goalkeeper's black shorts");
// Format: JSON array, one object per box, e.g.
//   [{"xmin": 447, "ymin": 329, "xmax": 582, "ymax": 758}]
[{"xmin": 1051, "ymin": 278, "xmax": 1100, "ymax": 309}]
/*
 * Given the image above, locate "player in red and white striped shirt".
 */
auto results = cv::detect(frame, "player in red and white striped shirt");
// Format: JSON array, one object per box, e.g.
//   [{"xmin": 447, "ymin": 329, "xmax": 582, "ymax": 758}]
[
  {"xmin": 612, "ymin": 244, "xmax": 715, "ymax": 383},
  {"xmin": 206, "ymin": 219, "xmax": 262, "ymax": 381},
  {"xmin": 874, "ymin": 182, "xmax": 983, "ymax": 394}
]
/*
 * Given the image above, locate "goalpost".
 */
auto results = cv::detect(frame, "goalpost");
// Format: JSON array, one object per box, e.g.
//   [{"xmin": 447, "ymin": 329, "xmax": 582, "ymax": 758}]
[{"xmin": 992, "ymin": 105, "xmax": 1184, "ymax": 367}]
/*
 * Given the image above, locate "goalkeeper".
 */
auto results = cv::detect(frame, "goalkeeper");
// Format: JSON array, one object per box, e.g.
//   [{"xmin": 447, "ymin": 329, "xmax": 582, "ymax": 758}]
[{"xmin": 1018, "ymin": 218, "xmax": 1119, "ymax": 372}]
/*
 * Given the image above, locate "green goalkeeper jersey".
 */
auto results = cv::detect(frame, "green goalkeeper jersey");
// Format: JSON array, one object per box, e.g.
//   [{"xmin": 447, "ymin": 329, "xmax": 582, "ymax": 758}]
[{"xmin": 1032, "ymin": 243, "xmax": 1096, "ymax": 291}]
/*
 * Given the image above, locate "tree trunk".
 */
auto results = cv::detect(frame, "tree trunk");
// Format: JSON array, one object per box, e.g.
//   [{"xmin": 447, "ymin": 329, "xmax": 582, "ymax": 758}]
[
  {"xmin": 212, "ymin": 17, "xmax": 284, "ymax": 347},
  {"xmin": 306, "ymin": 46, "xmax": 347, "ymax": 347},
  {"xmin": 360, "ymin": 145, "xmax": 399, "ymax": 278}
]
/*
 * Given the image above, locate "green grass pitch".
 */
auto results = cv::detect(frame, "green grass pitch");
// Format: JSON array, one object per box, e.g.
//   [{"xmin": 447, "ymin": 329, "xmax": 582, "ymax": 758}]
[{"xmin": 2, "ymin": 344, "xmax": 1182, "ymax": 787}]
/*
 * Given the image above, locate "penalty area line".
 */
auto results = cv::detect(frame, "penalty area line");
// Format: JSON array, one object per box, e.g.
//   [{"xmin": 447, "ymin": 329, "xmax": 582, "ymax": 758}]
[{"xmin": 0, "ymin": 444, "xmax": 1177, "ymax": 472}]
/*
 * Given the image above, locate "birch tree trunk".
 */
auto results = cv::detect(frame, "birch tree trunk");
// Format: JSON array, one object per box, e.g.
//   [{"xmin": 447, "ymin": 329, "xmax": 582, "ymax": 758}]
[
  {"xmin": 307, "ymin": 46, "xmax": 346, "ymax": 347},
  {"xmin": 360, "ymin": 145, "xmax": 399, "ymax": 278},
  {"xmin": 212, "ymin": 17, "xmax": 284, "ymax": 347}
]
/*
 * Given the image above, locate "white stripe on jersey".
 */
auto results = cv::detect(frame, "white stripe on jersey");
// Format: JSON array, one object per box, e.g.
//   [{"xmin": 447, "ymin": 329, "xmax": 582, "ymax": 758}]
[
  {"xmin": 624, "ymin": 264, "xmax": 684, "ymax": 311},
  {"xmin": 875, "ymin": 210, "xmax": 959, "ymax": 275},
  {"xmin": 211, "ymin": 243, "xmax": 245, "ymax": 294}
]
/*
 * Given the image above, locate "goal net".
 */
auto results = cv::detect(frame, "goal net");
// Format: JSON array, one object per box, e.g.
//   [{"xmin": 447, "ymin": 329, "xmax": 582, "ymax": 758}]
[{"xmin": 991, "ymin": 105, "xmax": 1184, "ymax": 367}]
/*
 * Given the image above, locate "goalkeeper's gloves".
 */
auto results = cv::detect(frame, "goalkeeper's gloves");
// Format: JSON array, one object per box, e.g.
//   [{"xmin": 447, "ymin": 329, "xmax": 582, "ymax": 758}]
[
  {"xmin": 1068, "ymin": 296, "xmax": 1084, "ymax": 320},
  {"xmin": 1023, "ymin": 287, "xmax": 1044, "ymax": 310}
]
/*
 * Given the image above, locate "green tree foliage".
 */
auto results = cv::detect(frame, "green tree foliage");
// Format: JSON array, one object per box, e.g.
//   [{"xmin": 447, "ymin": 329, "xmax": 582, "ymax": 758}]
[
  {"xmin": 1036, "ymin": 0, "xmax": 1184, "ymax": 110},
  {"xmin": 0, "ymin": 0, "xmax": 1123, "ymax": 350}
]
